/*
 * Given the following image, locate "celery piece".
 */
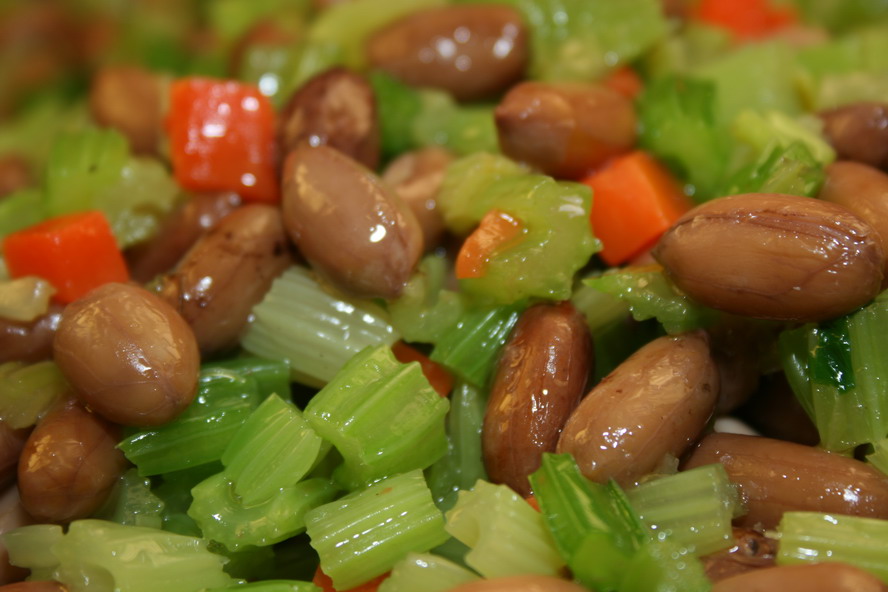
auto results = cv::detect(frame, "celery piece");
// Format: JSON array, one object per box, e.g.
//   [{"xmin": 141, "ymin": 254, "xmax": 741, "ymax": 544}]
[
  {"xmin": 222, "ymin": 394, "xmax": 324, "ymax": 506},
  {"xmin": 203, "ymin": 357, "xmax": 291, "ymax": 402},
  {"xmin": 238, "ymin": 43, "xmax": 303, "ymax": 108},
  {"xmin": 412, "ymin": 91, "xmax": 499, "ymax": 157},
  {"xmin": 208, "ymin": 582, "xmax": 320, "ymax": 592},
  {"xmin": 796, "ymin": 23, "xmax": 888, "ymax": 82},
  {"xmin": 458, "ymin": 175, "xmax": 598, "ymax": 305},
  {"xmin": 583, "ymin": 268, "xmax": 718, "ymax": 336},
  {"xmin": 720, "ymin": 141, "xmax": 826, "ymax": 198},
  {"xmin": 189, "ymin": 473, "xmax": 338, "ymax": 551},
  {"xmin": 379, "ymin": 552, "xmax": 480, "ymax": 592},
  {"xmin": 154, "ymin": 462, "xmax": 223, "ymax": 537},
  {"xmin": 445, "ymin": 480, "xmax": 564, "ymax": 579},
  {"xmin": 637, "ymin": 76, "xmax": 730, "ymax": 201},
  {"xmin": 426, "ymin": 381, "xmax": 489, "ymax": 512},
  {"xmin": 0, "ymin": 361, "xmax": 66, "ymax": 429},
  {"xmin": 815, "ymin": 72, "xmax": 888, "ymax": 110},
  {"xmin": 216, "ymin": 545, "xmax": 276, "ymax": 582},
  {"xmin": 119, "ymin": 368, "xmax": 262, "ymax": 476},
  {"xmin": 95, "ymin": 469, "xmax": 165, "ymax": 530},
  {"xmin": 370, "ymin": 72, "xmax": 424, "ymax": 161},
  {"xmin": 304, "ymin": 345, "xmax": 449, "ymax": 487},
  {"xmin": 867, "ymin": 439, "xmax": 888, "ymax": 476},
  {"xmin": 641, "ymin": 23, "xmax": 732, "ymax": 79},
  {"xmin": 792, "ymin": 0, "xmax": 888, "ymax": 33},
  {"xmin": 730, "ymin": 110, "xmax": 835, "ymax": 167},
  {"xmin": 387, "ymin": 255, "xmax": 465, "ymax": 344},
  {"xmin": 6, "ymin": 520, "xmax": 235, "ymax": 592},
  {"xmin": 430, "ymin": 302, "xmax": 525, "ymax": 388},
  {"xmin": 618, "ymin": 537, "xmax": 712, "ymax": 592},
  {"xmin": 777, "ymin": 511, "xmax": 888, "ymax": 583},
  {"xmin": 627, "ymin": 464, "xmax": 743, "ymax": 556},
  {"xmin": 241, "ymin": 266, "xmax": 400, "ymax": 387},
  {"xmin": 0, "ymin": 277, "xmax": 55, "ymax": 322},
  {"xmin": 778, "ymin": 291, "xmax": 888, "ymax": 451},
  {"xmin": 207, "ymin": 0, "xmax": 309, "ymax": 42},
  {"xmin": 437, "ymin": 152, "xmax": 528, "ymax": 235},
  {"xmin": 306, "ymin": 470, "xmax": 449, "ymax": 590},
  {"xmin": 0, "ymin": 188, "xmax": 44, "ymax": 242}
]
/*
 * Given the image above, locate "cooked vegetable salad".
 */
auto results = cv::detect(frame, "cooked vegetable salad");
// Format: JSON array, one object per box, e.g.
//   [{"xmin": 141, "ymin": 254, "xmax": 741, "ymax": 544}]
[{"xmin": 3, "ymin": 0, "xmax": 888, "ymax": 591}]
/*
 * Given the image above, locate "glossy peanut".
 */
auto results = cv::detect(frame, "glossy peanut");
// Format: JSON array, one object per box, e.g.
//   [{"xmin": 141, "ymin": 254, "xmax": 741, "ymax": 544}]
[
  {"xmin": 738, "ymin": 375, "xmax": 819, "ymax": 446},
  {"xmin": 449, "ymin": 575, "xmax": 588, "ymax": 592},
  {"xmin": 0, "ymin": 582, "xmax": 68, "ymax": 592},
  {"xmin": 18, "ymin": 398, "xmax": 127, "ymax": 523},
  {"xmin": 820, "ymin": 102, "xmax": 888, "ymax": 170},
  {"xmin": 557, "ymin": 332, "xmax": 718, "ymax": 485},
  {"xmin": 712, "ymin": 562, "xmax": 886, "ymax": 592},
  {"xmin": 282, "ymin": 144, "xmax": 423, "ymax": 298},
  {"xmin": 708, "ymin": 319, "xmax": 778, "ymax": 414},
  {"xmin": 819, "ymin": 161, "xmax": 888, "ymax": 284},
  {"xmin": 684, "ymin": 433, "xmax": 888, "ymax": 530},
  {"xmin": 653, "ymin": 193, "xmax": 885, "ymax": 322},
  {"xmin": 483, "ymin": 301, "xmax": 593, "ymax": 496},
  {"xmin": 0, "ymin": 303, "xmax": 63, "ymax": 365},
  {"xmin": 702, "ymin": 527, "xmax": 777, "ymax": 583},
  {"xmin": 366, "ymin": 4, "xmax": 528, "ymax": 101},
  {"xmin": 158, "ymin": 204, "xmax": 292, "ymax": 354},
  {"xmin": 278, "ymin": 67, "xmax": 379, "ymax": 170},
  {"xmin": 0, "ymin": 424, "xmax": 29, "ymax": 490},
  {"xmin": 0, "ymin": 487, "xmax": 34, "ymax": 585},
  {"xmin": 495, "ymin": 82, "xmax": 636, "ymax": 179},
  {"xmin": 127, "ymin": 191, "xmax": 242, "ymax": 283},
  {"xmin": 0, "ymin": 156, "xmax": 31, "ymax": 199},
  {"xmin": 54, "ymin": 283, "xmax": 199, "ymax": 426},
  {"xmin": 89, "ymin": 65, "xmax": 165, "ymax": 155},
  {"xmin": 381, "ymin": 147, "xmax": 453, "ymax": 251}
]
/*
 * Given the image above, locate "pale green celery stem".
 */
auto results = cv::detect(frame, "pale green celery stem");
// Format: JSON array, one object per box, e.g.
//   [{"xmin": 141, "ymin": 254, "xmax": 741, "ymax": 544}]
[
  {"xmin": 867, "ymin": 439, "xmax": 888, "ymax": 476},
  {"xmin": 379, "ymin": 552, "xmax": 480, "ymax": 592},
  {"xmin": 0, "ymin": 361, "xmax": 66, "ymax": 429},
  {"xmin": 0, "ymin": 277, "xmax": 55, "ymax": 322}
]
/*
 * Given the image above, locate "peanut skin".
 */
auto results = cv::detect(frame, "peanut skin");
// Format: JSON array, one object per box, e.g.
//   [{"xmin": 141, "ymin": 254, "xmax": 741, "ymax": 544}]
[
  {"xmin": 449, "ymin": 576, "xmax": 588, "ymax": 592},
  {"xmin": 712, "ymin": 562, "xmax": 886, "ymax": 592},
  {"xmin": 483, "ymin": 301, "xmax": 592, "ymax": 496}
]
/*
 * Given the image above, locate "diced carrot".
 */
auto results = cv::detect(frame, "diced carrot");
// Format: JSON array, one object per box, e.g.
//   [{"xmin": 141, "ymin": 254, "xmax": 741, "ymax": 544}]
[
  {"xmin": 455, "ymin": 208, "xmax": 525, "ymax": 280},
  {"xmin": 603, "ymin": 67, "xmax": 644, "ymax": 101},
  {"xmin": 525, "ymin": 495, "xmax": 541, "ymax": 512},
  {"xmin": 694, "ymin": 0, "xmax": 798, "ymax": 41},
  {"xmin": 166, "ymin": 77, "xmax": 279, "ymax": 203},
  {"xmin": 580, "ymin": 151, "xmax": 692, "ymax": 267},
  {"xmin": 2, "ymin": 210, "xmax": 129, "ymax": 303},
  {"xmin": 391, "ymin": 341, "xmax": 454, "ymax": 397},
  {"xmin": 312, "ymin": 567, "xmax": 390, "ymax": 592}
]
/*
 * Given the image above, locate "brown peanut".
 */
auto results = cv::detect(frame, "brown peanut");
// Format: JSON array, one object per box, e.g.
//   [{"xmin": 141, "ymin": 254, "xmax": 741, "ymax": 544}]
[
  {"xmin": 557, "ymin": 332, "xmax": 718, "ymax": 485},
  {"xmin": 0, "ymin": 583, "xmax": 68, "ymax": 592},
  {"xmin": 653, "ymin": 193, "xmax": 885, "ymax": 322},
  {"xmin": 0, "ymin": 424, "xmax": 29, "ymax": 490},
  {"xmin": 54, "ymin": 283, "xmax": 199, "ymax": 426},
  {"xmin": 0, "ymin": 303, "xmax": 63, "ymax": 365},
  {"xmin": 366, "ymin": 5, "xmax": 528, "ymax": 101},
  {"xmin": 483, "ymin": 301, "xmax": 593, "ymax": 496},
  {"xmin": 449, "ymin": 575, "xmax": 588, "ymax": 592},
  {"xmin": 702, "ymin": 527, "xmax": 777, "ymax": 583},
  {"xmin": 18, "ymin": 398, "xmax": 127, "ymax": 523},
  {"xmin": 278, "ymin": 67, "xmax": 380, "ymax": 170},
  {"xmin": 712, "ymin": 562, "xmax": 885, "ymax": 592},
  {"xmin": 0, "ymin": 487, "xmax": 34, "ymax": 585},
  {"xmin": 683, "ymin": 433, "xmax": 888, "ymax": 530},
  {"xmin": 89, "ymin": 65, "xmax": 165, "ymax": 155},
  {"xmin": 158, "ymin": 204, "xmax": 292, "ymax": 355},
  {"xmin": 820, "ymin": 102, "xmax": 888, "ymax": 170},
  {"xmin": 281, "ymin": 144, "xmax": 423, "ymax": 299},
  {"xmin": 495, "ymin": 82, "xmax": 637, "ymax": 179}
]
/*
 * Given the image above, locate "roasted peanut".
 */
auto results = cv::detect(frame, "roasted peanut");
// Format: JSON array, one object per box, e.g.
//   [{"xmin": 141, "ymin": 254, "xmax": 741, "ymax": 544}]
[
  {"xmin": 278, "ymin": 67, "xmax": 380, "ymax": 170},
  {"xmin": 708, "ymin": 319, "xmax": 778, "ymax": 414},
  {"xmin": 89, "ymin": 65, "xmax": 165, "ymax": 155},
  {"xmin": 702, "ymin": 527, "xmax": 777, "ymax": 583},
  {"xmin": 820, "ymin": 102, "xmax": 888, "ymax": 170},
  {"xmin": 0, "ymin": 303, "xmax": 63, "ymax": 365},
  {"xmin": 0, "ymin": 423, "xmax": 29, "ymax": 490},
  {"xmin": 738, "ymin": 375, "xmax": 819, "ymax": 446},
  {"xmin": 557, "ymin": 332, "xmax": 718, "ymax": 485},
  {"xmin": 18, "ymin": 398, "xmax": 127, "ymax": 523},
  {"xmin": 683, "ymin": 433, "xmax": 888, "ymax": 530},
  {"xmin": 381, "ymin": 147, "xmax": 453, "ymax": 251},
  {"xmin": 653, "ymin": 193, "xmax": 885, "ymax": 322},
  {"xmin": 366, "ymin": 5, "xmax": 528, "ymax": 101},
  {"xmin": 483, "ymin": 301, "xmax": 593, "ymax": 496},
  {"xmin": 449, "ymin": 575, "xmax": 589, "ymax": 592},
  {"xmin": 158, "ymin": 204, "xmax": 292, "ymax": 354},
  {"xmin": 54, "ymin": 283, "xmax": 200, "ymax": 426},
  {"xmin": 0, "ymin": 487, "xmax": 34, "ymax": 585},
  {"xmin": 712, "ymin": 562, "xmax": 885, "ymax": 592},
  {"xmin": 0, "ymin": 582, "xmax": 68, "ymax": 592},
  {"xmin": 281, "ymin": 144, "xmax": 423, "ymax": 298},
  {"xmin": 495, "ymin": 82, "xmax": 636, "ymax": 179}
]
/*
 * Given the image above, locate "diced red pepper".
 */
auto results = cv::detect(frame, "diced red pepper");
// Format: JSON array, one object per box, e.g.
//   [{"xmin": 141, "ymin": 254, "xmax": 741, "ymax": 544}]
[
  {"xmin": 392, "ymin": 341, "xmax": 455, "ymax": 397},
  {"xmin": 166, "ymin": 77, "xmax": 279, "ymax": 203},
  {"xmin": 312, "ymin": 567, "xmax": 389, "ymax": 592},
  {"xmin": 2, "ymin": 210, "xmax": 129, "ymax": 303},
  {"xmin": 694, "ymin": 0, "xmax": 798, "ymax": 41},
  {"xmin": 603, "ymin": 67, "xmax": 644, "ymax": 101}
]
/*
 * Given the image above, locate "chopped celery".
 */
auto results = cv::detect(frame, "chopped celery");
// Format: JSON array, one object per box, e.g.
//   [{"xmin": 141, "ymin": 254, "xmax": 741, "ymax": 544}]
[
  {"xmin": 627, "ymin": 464, "xmax": 743, "ymax": 556},
  {"xmin": 0, "ymin": 361, "xmax": 66, "ymax": 429},
  {"xmin": 790, "ymin": 0, "xmax": 888, "ymax": 32},
  {"xmin": 777, "ymin": 511, "xmax": 888, "ymax": 583},
  {"xmin": 379, "ymin": 552, "xmax": 480, "ymax": 592},
  {"xmin": 445, "ymin": 480, "xmax": 564, "ymax": 578},
  {"xmin": 0, "ymin": 96, "xmax": 90, "ymax": 170},
  {"xmin": 241, "ymin": 266, "xmax": 400, "ymax": 387},
  {"xmin": 412, "ymin": 91, "xmax": 499, "ymax": 157},
  {"xmin": 5, "ymin": 520, "xmax": 235, "ymax": 592},
  {"xmin": 430, "ymin": 302, "xmax": 525, "ymax": 388},
  {"xmin": 730, "ymin": 110, "xmax": 835, "ymax": 166},
  {"xmin": 0, "ymin": 277, "xmax": 55, "ymax": 322},
  {"xmin": 238, "ymin": 43, "xmax": 303, "ymax": 108},
  {"xmin": 641, "ymin": 23, "xmax": 732, "ymax": 79},
  {"xmin": 119, "ymin": 368, "xmax": 262, "ymax": 476},
  {"xmin": 719, "ymin": 141, "xmax": 826, "ymax": 198},
  {"xmin": 304, "ymin": 345, "xmax": 449, "ymax": 488},
  {"xmin": 583, "ymin": 267, "xmax": 719, "ymax": 335},
  {"xmin": 153, "ymin": 463, "xmax": 223, "ymax": 537},
  {"xmin": 188, "ymin": 473, "xmax": 338, "ymax": 551},
  {"xmin": 796, "ymin": 24, "xmax": 888, "ymax": 84},
  {"xmin": 305, "ymin": 470, "xmax": 449, "ymax": 590},
  {"xmin": 867, "ymin": 439, "xmax": 888, "ymax": 476},
  {"xmin": 202, "ymin": 357, "xmax": 291, "ymax": 402},
  {"xmin": 387, "ymin": 255, "xmax": 465, "ymax": 344},
  {"xmin": 815, "ymin": 72, "xmax": 888, "ymax": 110},
  {"xmin": 208, "ymin": 582, "xmax": 320, "ymax": 592},
  {"xmin": 206, "ymin": 0, "xmax": 309, "ymax": 43},
  {"xmin": 95, "ymin": 469, "xmax": 165, "ymax": 530},
  {"xmin": 370, "ymin": 72, "xmax": 424, "ymax": 161},
  {"xmin": 0, "ymin": 188, "xmax": 44, "ymax": 242},
  {"xmin": 618, "ymin": 537, "xmax": 712, "ymax": 592},
  {"xmin": 221, "ymin": 394, "xmax": 324, "ymax": 506}
]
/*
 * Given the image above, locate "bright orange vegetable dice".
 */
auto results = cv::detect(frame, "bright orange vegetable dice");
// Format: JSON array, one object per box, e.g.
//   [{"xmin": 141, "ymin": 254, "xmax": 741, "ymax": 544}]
[
  {"xmin": 2, "ymin": 210, "xmax": 129, "ymax": 303},
  {"xmin": 455, "ymin": 208, "xmax": 525, "ymax": 280},
  {"xmin": 391, "ymin": 341, "xmax": 454, "ymax": 397},
  {"xmin": 166, "ymin": 77, "xmax": 279, "ymax": 203},
  {"xmin": 313, "ymin": 567, "xmax": 389, "ymax": 592},
  {"xmin": 694, "ymin": 0, "xmax": 798, "ymax": 41}
]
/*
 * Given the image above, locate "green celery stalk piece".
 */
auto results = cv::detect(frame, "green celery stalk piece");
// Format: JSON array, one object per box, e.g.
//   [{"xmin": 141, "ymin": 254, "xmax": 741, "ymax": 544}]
[
  {"xmin": 188, "ymin": 473, "xmax": 338, "ymax": 551},
  {"xmin": 0, "ymin": 360, "xmax": 66, "ymax": 429},
  {"xmin": 815, "ymin": 71, "xmax": 888, "ymax": 110},
  {"xmin": 867, "ymin": 438, "xmax": 888, "ymax": 476},
  {"xmin": 792, "ymin": 1, "xmax": 888, "ymax": 33},
  {"xmin": 221, "ymin": 393, "xmax": 324, "ymax": 506},
  {"xmin": 203, "ymin": 357, "xmax": 291, "ymax": 402},
  {"xmin": 0, "ymin": 188, "xmax": 44, "ymax": 241},
  {"xmin": 207, "ymin": 0, "xmax": 309, "ymax": 42},
  {"xmin": 370, "ymin": 72, "xmax": 425, "ymax": 161},
  {"xmin": 730, "ymin": 110, "xmax": 835, "ymax": 166},
  {"xmin": 306, "ymin": 470, "xmax": 449, "ymax": 590},
  {"xmin": 387, "ymin": 254, "xmax": 466, "ymax": 344},
  {"xmin": 445, "ymin": 480, "xmax": 564, "ymax": 579},
  {"xmin": 379, "ymin": 552, "xmax": 480, "ymax": 592},
  {"xmin": 618, "ymin": 536, "xmax": 712, "ymax": 592},
  {"xmin": 237, "ymin": 43, "xmax": 303, "ymax": 109},
  {"xmin": 778, "ymin": 511, "xmax": 888, "ymax": 584},
  {"xmin": 641, "ymin": 22, "xmax": 732, "ymax": 79},
  {"xmin": 208, "ymin": 581, "xmax": 320, "ymax": 592},
  {"xmin": 411, "ymin": 90, "xmax": 499, "ymax": 156},
  {"xmin": 153, "ymin": 462, "xmax": 223, "ymax": 537},
  {"xmin": 119, "ymin": 368, "xmax": 262, "ymax": 476},
  {"xmin": 720, "ymin": 141, "xmax": 826, "ymax": 198},
  {"xmin": 304, "ymin": 345, "xmax": 449, "ymax": 488},
  {"xmin": 94, "ymin": 468, "xmax": 165, "ymax": 530}
]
